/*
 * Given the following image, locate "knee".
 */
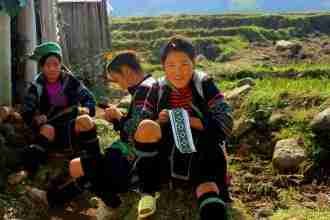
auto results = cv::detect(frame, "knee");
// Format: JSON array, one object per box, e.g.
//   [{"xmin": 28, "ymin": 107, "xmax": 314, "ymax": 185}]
[
  {"xmin": 134, "ymin": 119, "xmax": 161, "ymax": 143},
  {"xmin": 75, "ymin": 115, "xmax": 95, "ymax": 133},
  {"xmin": 69, "ymin": 158, "xmax": 84, "ymax": 179},
  {"xmin": 196, "ymin": 182, "xmax": 219, "ymax": 198},
  {"xmin": 39, "ymin": 124, "xmax": 55, "ymax": 141}
]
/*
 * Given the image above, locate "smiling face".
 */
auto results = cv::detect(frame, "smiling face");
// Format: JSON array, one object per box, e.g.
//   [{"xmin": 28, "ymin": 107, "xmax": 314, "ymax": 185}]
[
  {"xmin": 41, "ymin": 55, "xmax": 61, "ymax": 83},
  {"xmin": 163, "ymin": 50, "xmax": 194, "ymax": 89}
]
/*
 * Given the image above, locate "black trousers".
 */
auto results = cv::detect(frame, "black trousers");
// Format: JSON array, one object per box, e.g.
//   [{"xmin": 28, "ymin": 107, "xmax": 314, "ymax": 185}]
[
  {"xmin": 47, "ymin": 147, "xmax": 131, "ymax": 209},
  {"xmin": 157, "ymin": 123, "xmax": 228, "ymax": 191}
]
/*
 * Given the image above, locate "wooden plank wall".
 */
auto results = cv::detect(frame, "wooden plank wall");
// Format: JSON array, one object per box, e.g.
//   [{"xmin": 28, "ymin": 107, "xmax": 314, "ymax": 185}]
[{"xmin": 58, "ymin": 0, "xmax": 111, "ymax": 65}]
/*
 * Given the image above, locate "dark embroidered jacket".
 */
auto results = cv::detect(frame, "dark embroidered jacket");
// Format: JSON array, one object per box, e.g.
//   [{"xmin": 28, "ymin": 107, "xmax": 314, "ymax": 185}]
[{"xmin": 22, "ymin": 71, "xmax": 96, "ymax": 127}]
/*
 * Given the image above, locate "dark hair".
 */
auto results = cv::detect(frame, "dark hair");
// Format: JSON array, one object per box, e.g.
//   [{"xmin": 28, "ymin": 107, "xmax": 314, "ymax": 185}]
[
  {"xmin": 39, "ymin": 53, "xmax": 62, "ymax": 66},
  {"xmin": 160, "ymin": 35, "xmax": 196, "ymax": 64},
  {"xmin": 107, "ymin": 51, "xmax": 143, "ymax": 74}
]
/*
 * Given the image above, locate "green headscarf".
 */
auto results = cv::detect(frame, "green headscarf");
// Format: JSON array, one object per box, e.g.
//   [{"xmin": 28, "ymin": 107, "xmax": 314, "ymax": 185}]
[{"xmin": 30, "ymin": 42, "xmax": 63, "ymax": 62}]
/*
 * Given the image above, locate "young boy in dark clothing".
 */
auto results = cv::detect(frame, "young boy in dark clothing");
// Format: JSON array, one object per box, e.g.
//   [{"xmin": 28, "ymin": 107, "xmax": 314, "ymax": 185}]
[{"xmin": 44, "ymin": 51, "xmax": 161, "ymax": 213}]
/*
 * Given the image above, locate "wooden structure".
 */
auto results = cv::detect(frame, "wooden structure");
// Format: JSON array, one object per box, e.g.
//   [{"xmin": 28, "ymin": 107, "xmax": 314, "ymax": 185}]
[
  {"xmin": 0, "ymin": 11, "xmax": 12, "ymax": 105},
  {"xmin": 0, "ymin": 0, "xmax": 111, "ymax": 105},
  {"xmin": 58, "ymin": 0, "xmax": 111, "ymax": 65}
]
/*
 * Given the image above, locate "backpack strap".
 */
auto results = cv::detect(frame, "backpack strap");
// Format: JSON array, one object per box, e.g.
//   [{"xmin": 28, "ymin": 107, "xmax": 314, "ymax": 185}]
[{"xmin": 192, "ymin": 70, "xmax": 208, "ymax": 99}]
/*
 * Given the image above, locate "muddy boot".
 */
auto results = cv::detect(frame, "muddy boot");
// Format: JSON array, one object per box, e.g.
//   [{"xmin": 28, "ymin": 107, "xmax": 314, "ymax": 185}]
[
  {"xmin": 77, "ymin": 127, "xmax": 101, "ymax": 156},
  {"xmin": 46, "ymin": 179, "xmax": 84, "ymax": 208},
  {"xmin": 19, "ymin": 144, "xmax": 48, "ymax": 174}
]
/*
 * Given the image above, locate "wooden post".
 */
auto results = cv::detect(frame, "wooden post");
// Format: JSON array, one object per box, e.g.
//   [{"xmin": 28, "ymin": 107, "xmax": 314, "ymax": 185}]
[
  {"xmin": 40, "ymin": 0, "xmax": 58, "ymax": 42},
  {"xmin": 17, "ymin": 0, "xmax": 38, "ymax": 84},
  {"xmin": 0, "ymin": 11, "xmax": 12, "ymax": 106}
]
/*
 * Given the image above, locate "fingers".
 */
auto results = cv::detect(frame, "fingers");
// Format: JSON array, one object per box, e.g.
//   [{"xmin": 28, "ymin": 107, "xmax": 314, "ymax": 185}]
[
  {"xmin": 34, "ymin": 115, "xmax": 47, "ymax": 126},
  {"xmin": 78, "ymin": 107, "xmax": 90, "ymax": 115},
  {"xmin": 190, "ymin": 117, "xmax": 204, "ymax": 131},
  {"xmin": 158, "ymin": 109, "xmax": 169, "ymax": 123},
  {"xmin": 104, "ymin": 105, "xmax": 122, "ymax": 121}
]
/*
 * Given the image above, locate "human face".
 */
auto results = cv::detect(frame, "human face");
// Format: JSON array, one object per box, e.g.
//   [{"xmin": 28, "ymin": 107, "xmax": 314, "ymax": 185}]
[
  {"xmin": 41, "ymin": 56, "xmax": 61, "ymax": 83},
  {"xmin": 163, "ymin": 50, "xmax": 194, "ymax": 89},
  {"xmin": 109, "ymin": 71, "xmax": 129, "ymax": 90}
]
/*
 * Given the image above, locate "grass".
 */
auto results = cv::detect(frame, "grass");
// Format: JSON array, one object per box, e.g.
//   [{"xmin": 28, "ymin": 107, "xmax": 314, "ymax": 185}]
[
  {"xmin": 112, "ymin": 35, "xmax": 249, "ymax": 63},
  {"xmin": 243, "ymin": 78, "xmax": 330, "ymax": 110},
  {"xmin": 208, "ymin": 63, "xmax": 330, "ymax": 80},
  {"xmin": 271, "ymin": 208, "xmax": 330, "ymax": 220},
  {"xmin": 95, "ymin": 119, "xmax": 119, "ymax": 153},
  {"xmin": 112, "ymin": 13, "xmax": 330, "ymax": 34},
  {"xmin": 112, "ymin": 26, "xmax": 291, "ymax": 42}
]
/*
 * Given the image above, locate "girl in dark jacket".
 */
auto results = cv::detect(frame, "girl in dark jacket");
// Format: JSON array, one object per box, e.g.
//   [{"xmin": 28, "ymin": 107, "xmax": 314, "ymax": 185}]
[{"xmin": 136, "ymin": 36, "xmax": 233, "ymax": 220}]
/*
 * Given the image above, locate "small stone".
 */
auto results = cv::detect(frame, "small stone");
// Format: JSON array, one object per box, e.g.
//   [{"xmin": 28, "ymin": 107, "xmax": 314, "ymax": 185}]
[
  {"xmin": 225, "ymin": 84, "xmax": 252, "ymax": 100},
  {"xmin": 237, "ymin": 77, "xmax": 256, "ymax": 87},
  {"xmin": 257, "ymin": 208, "xmax": 273, "ymax": 217},
  {"xmin": 272, "ymin": 138, "xmax": 307, "ymax": 174},
  {"xmin": 233, "ymin": 118, "xmax": 254, "ymax": 138},
  {"xmin": 8, "ymin": 170, "xmax": 28, "ymax": 185},
  {"xmin": 310, "ymin": 108, "xmax": 330, "ymax": 133},
  {"xmin": 268, "ymin": 113, "xmax": 290, "ymax": 130},
  {"xmin": 0, "ymin": 106, "xmax": 11, "ymax": 121},
  {"xmin": 242, "ymin": 172, "xmax": 254, "ymax": 183}
]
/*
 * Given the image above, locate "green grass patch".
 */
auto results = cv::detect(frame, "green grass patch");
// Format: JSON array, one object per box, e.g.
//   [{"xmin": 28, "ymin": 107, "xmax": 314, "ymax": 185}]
[
  {"xmin": 244, "ymin": 78, "xmax": 330, "ymax": 111},
  {"xmin": 112, "ymin": 26, "xmax": 290, "ymax": 42},
  {"xmin": 271, "ymin": 207, "xmax": 330, "ymax": 220},
  {"xmin": 95, "ymin": 119, "xmax": 118, "ymax": 153},
  {"xmin": 211, "ymin": 63, "xmax": 330, "ymax": 80},
  {"xmin": 112, "ymin": 13, "xmax": 330, "ymax": 35}
]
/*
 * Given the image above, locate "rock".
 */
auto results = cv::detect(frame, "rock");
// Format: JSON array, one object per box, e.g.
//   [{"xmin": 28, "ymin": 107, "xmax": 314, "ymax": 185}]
[
  {"xmin": 272, "ymin": 138, "xmax": 307, "ymax": 174},
  {"xmin": 321, "ymin": 43, "xmax": 330, "ymax": 54},
  {"xmin": 268, "ymin": 113, "xmax": 290, "ymax": 130},
  {"xmin": 310, "ymin": 108, "xmax": 330, "ymax": 133},
  {"xmin": 117, "ymin": 95, "xmax": 132, "ymax": 109},
  {"xmin": 237, "ymin": 77, "xmax": 256, "ymax": 87},
  {"xmin": 233, "ymin": 118, "xmax": 254, "ymax": 138},
  {"xmin": 276, "ymin": 40, "xmax": 303, "ymax": 59},
  {"xmin": 242, "ymin": 172, "xmax": 254, "ymax": 183},
  {"xmin": 302, "ymin": 201, "xmax": 317, "ymax": 209},
  {"xmin": 0, "ymin": 106, "xmax": 11, "ymax": 121},
  {"xmin": 8, "ymin": 170, "xmax": 28, "ymax": 185},
  {"xmin": 225, "ymin": 84, "xmax": 252, "ymax": 100},
  {"xmin": 235, "ymin": 143, "xmax": 253, "ymax": 159},
  {"xmin": 89, "ymin": 196, "xmax": 101, "ymax": 208},
  {"xmin": 254, "ymin": 109, "xmax": 272, "ymax": 123},
  {"xmin": 196, "ymin": 54, "xmax": 207, "ymax": 62},
  {"xmin": 25, "ymin": 186, "xmax": 48, "ymax": 207},
  {"xmin": 255, "ymin": 208, "xmax": 273, "ymax": 218},
  {"xmin": 8, "ymin": 112, "xmax": 24, "ymax": 125},
  {"xmin": 96, "ymin": 203, "xmax": 119, "ymax": 220},
  {"xmin": 195, "ymin": 42, "xmax": 221, "ymax": 60},
  {"xmin": 275, "ymin": 40, "xmax": 302, "ymax": 52}
]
